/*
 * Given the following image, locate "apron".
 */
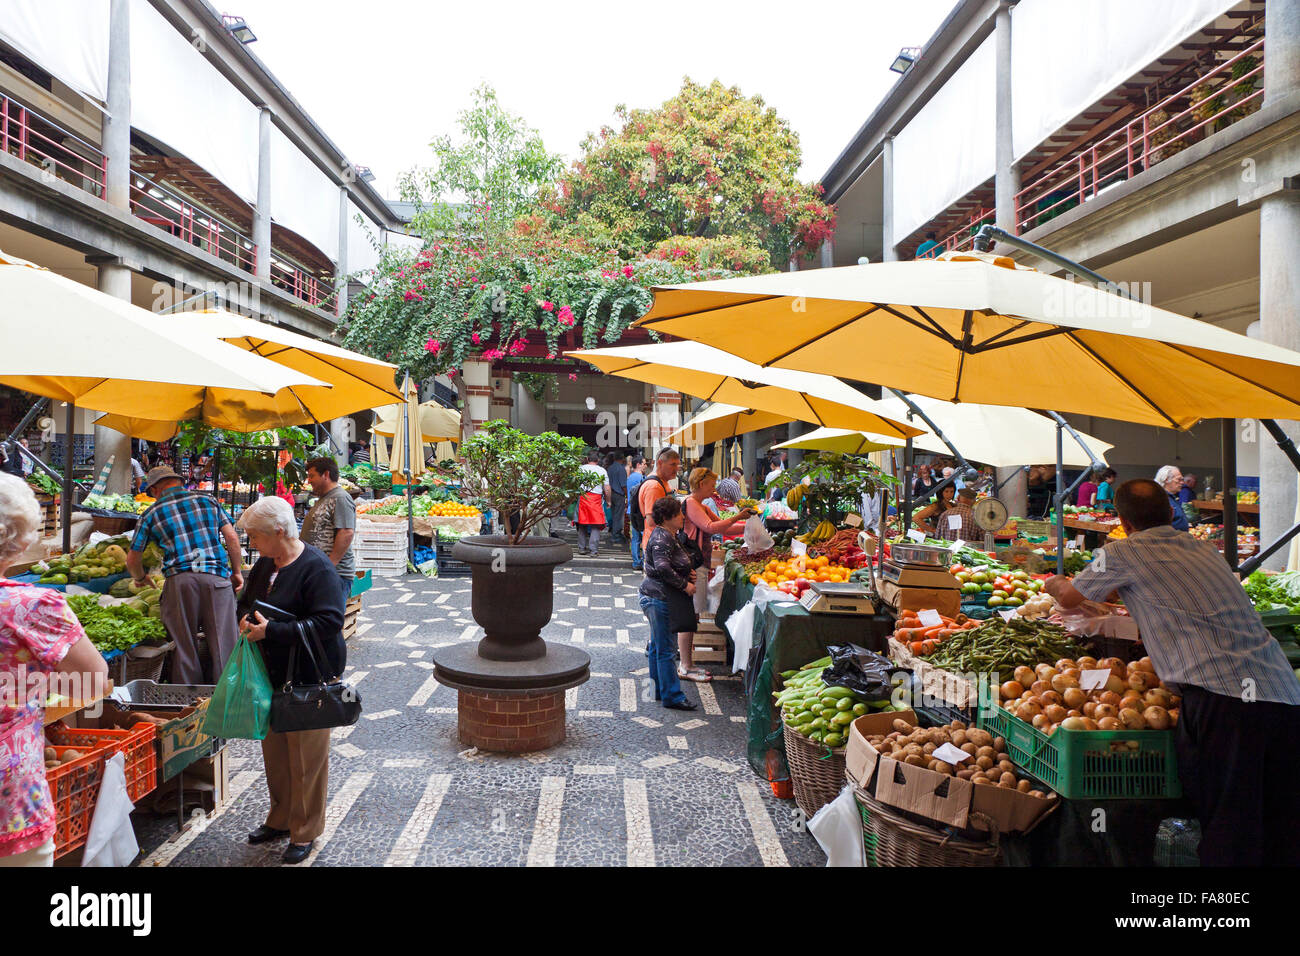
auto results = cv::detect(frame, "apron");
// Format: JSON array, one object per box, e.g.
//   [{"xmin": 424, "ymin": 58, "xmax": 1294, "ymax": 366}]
[{"xmin": 577, "ymin": 491, "xmax": 606, "ymax": 527}]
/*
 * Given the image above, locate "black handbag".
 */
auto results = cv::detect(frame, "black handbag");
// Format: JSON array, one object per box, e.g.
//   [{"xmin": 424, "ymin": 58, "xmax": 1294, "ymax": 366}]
[
  {"xmin": 677, "ymin": 528, "xmax": 705, "ymax": 569},
  {"xmin": 269, "ymin": 619, "xmax": 362, "ymax": 733}
]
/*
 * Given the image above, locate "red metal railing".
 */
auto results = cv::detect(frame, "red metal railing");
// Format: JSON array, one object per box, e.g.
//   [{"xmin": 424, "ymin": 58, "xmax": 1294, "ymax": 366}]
[
  {"xmin": 1015, "ymin": 36, "xmax": 1265, "ymax": 233},
  {"xmin": 129, "ymin": 173, "xmax": 257, "ymax": 273},
  {"xmin": 0, "ymin": 92, "xmax": 107, "ymax": 196},
  {"xmin": 269, "ymin": 256, "xmax": 337, "ymax": 313},
  {"xmin": 939, "ymin": 206, "xmax": 995, "ymax": 253}
]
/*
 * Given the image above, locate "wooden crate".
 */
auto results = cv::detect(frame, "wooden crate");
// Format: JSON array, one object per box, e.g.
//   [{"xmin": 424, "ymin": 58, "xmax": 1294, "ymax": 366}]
[
  {"xmin": 693, "ymin": 616, "xmax": 727, "ymax": 663},
  {"xmin": 36, "ymin": 494, "xmax": 59, "ymax": 537},
  {"xmin": 342, "ymin": 596, "xmax": 362, "ymax": 641}
]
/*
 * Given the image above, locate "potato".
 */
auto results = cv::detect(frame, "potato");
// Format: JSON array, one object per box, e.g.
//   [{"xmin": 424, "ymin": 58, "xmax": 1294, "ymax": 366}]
[
  {"xmin": 904, "ymin": 754, "xmax": 927, "ymax": 767},
  {"xmin": 891, "ymin": 719, "xmax": 913, "ymax": 734},
  {"xmin": 992, "ymin": 737, "xmax": 1006, "ymax": 753},
  {"xmin": 966, "ymin": 728, "xmax": 993, "ymax": 748},
  {"xmin": 45, "ymin": 747, "xmax": 57, "ymax": 762},
  {"xmin": 951, "ymin": 729, "xmax": 967, "ymax": 747},
  {"xmin": 960, "ymin": 742, "xmax": 978, "ymax": 756},
  {"xmin": 1017, "ymin": 779, "xmax": 1033, "ymax": 793},
  {"xmin": 1029, "ymin": 789, "xmax": 1048, "ymax": 799},
  {"xmin": 975, "ymin": 755, "xmax": 995, "ymax": 771},
  {"xmin": 998, "ymin": 772, "xmax": 1018, "ymax": 788},
  {"xmin": 874, "ymin": 743, "xmax": 891, "ymax": 754},
  {"xmin": 972, "ymin": 776, "xmax": 994, "ymax": 785},
  {"xmin": 998, "ymin": 760, "xmax": 1016, "ymax": 775},
  {"xmin": 922, "ymin": 742, "xmax": 936, "ymax": 755},
  {"xmin": 59, "ymin": 749, "xmax": 80, "ymax": 763},
  {"xmin": 932, "ymin": 761, "xmax": 954, "ymax": 776},
  {"xmin": 957, "ymin": 768, "xmax": 975, "ymax": 780},
  {"xmin": 975, "ymin": 745, "xmax": 995, "ymax": 759}
]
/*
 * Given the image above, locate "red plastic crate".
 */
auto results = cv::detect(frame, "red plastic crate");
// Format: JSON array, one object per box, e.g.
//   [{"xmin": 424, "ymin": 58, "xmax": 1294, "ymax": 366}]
[
  {"xmin": 46, "ymin": 722, "xmax": 159, "ymax": 803},
  {"xmin": 43, "ymin": 743, "xmax": 105, "ymax": 859}
]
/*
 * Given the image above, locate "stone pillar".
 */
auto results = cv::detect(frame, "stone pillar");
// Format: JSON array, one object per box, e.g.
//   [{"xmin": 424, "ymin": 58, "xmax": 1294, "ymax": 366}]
[
  {"xmin": 639, "ymin": 386, "xmax": 655, "ymax": 457},
  {"xmin": 995, "ymin": 466, "xmax": 1028, "ymax": 522},
  {"xmin": 328, "ymin": 419, "xmax": 352, "ymax": 456},
  {"xmin": 742, "ymin": 431, "xmax": 758, "ymax": 496},
  {"xmin": 819, "ymin": 239, "xmax": 834, "ymax": 269},
  {"xmin": 881, "ymin": 136, "xmax": 898, "ymax": 262},
  {"xmin": 994, "ymin": 0, "xmax": 1020, "ymax": 236},
  {"xmin": 1258, "ymin": 0, "xmax": 1300, "ymax": 569},
  {"xmin": 336, "ymin": 185, "xmax": 349, "ymax": 315},
  {"xmin": 461, "ymin": 357, "xmax": 493, "ymax": 440},
  {"xmin": 785, "ymin": 421, "xmax": 805, "ymax": 468},
  {"xmin": 490, "ymin": 369, "xmax": 513, "ymax": 426},
  {"xmin": 104, "ymin": 0, "xmax": 130, "ymax": 211},
  {"xmin": 92, "ymin": 260, "xmax": 133, "ymax": 494},
  {"xmin": 254, "ymin": 108, "xmax": 272, "ymax": 280},
  {"xmin": 649, "ymin": 385, "xmax": 682, "ymax": 456}
]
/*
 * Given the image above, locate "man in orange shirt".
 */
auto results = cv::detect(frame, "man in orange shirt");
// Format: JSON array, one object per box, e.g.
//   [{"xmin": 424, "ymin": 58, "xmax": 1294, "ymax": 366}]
[{"xmin": 638, "ymin": 448, "xmax": 681, "ymax": 552}]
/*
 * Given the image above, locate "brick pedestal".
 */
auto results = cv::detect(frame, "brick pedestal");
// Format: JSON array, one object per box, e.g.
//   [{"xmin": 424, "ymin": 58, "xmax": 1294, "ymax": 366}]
[{"xmin": 457, "ymin": 688, "xmax": 566, "ymax": 753}]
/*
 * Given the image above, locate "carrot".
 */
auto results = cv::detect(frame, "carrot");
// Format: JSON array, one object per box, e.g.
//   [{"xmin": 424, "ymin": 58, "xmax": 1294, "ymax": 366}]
[
  {"xmin": 917, "ymin": 624, "xmax": 946, "ymax": 638},
  {"xmin": 910, "ymin": 641, "xmax": 926, "ymax": 655}
]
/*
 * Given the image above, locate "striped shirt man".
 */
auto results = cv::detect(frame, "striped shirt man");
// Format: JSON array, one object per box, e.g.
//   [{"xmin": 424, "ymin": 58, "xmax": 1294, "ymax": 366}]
[
  {"xmin": 131, "ymin": 485, "xmax": 236, "ymax": 579},
  {"xmin": 1071, "ymin": 525, "xmax": 1300, "ymax": 704}
]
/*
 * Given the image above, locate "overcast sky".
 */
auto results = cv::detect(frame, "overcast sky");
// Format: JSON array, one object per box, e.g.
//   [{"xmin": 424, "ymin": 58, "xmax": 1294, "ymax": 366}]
[{"xmin": 239, "ymin": 0, "xmax": 956, "ymax": 200}]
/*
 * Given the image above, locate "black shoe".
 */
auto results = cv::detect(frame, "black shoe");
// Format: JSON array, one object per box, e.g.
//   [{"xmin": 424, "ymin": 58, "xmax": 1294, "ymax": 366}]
[
  {"xmin": 248, "ymin": 825, "xmax": 290, "ymax": 845},
  {"xmin": 282, "ymin": 841, "xmax": 314, "ymax": 864},
  {"xmin": 664, "ymin": 700, "xmax": 697, "ymax": 711}
]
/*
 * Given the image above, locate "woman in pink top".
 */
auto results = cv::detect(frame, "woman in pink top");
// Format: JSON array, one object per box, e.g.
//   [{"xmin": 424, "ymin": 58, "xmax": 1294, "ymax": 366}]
[
  {"xmin": 678, "ymin": 468, "xmax": 754, "ymax": 682},
  {"xmin": 0, "ymin": 474, "xmax": 106, "ymax": 867}
]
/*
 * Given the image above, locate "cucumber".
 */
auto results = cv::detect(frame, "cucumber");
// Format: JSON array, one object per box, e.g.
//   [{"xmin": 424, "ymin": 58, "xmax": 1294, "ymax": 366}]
[
  {"xmin": 823, "ymin": 732, "xmax": 845, "ymax": 748},
  {"xmin": 821, "ymin": 686, "xmax": 854, "ymax": 700},
  {"xmin": 835, "ymin": 697, "xmax": 855, "ymax": 712}
]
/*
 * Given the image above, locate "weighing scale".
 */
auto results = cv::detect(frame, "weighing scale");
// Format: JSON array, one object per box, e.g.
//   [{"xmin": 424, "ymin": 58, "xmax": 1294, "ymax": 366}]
[
  {"xmin": 798, "ymin": 581, "xmax": 877, "ymax": 615},
  {"xmin": 972, "ymin": 497, "xmax": 1009, "ymax": 552},
  {"xmin": 880, "ymin": 542, "xmax": 961, "ymax": 589}
]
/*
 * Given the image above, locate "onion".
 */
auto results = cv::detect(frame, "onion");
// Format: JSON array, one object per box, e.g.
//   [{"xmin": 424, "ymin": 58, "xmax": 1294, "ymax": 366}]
[
  {"xmin": 1063, "ymin": 667, "xmax": 1082, "ymax": 682},
  {"xmin": 1000, "ymin": 681, "xmax": 1024, "ymax": 700},
  {"xmin": 1036, "ymin": 665, "xmax": 1058, "ymax": 683},
  {"xmin": 1063, "ymin": 687, "xmax": 1087, "ymax": 709},
  {"xmin": 1143, "ymin": 706, "xmax": 1171, "ymax": 730},
  {"xmin": 1104, "ymin": 675, "xmax": 1128, "ymax": 695},
  {"xmin": 1128, "ymin": 671, "xmax": 1155, "ymax": 693},
  {"xmin": 1060, "ymin": 716, "xmax": 1089, "ymax": 731},
  {"xmin": 1044, "ymin": 704, "xmax": 1068, "ymax": 724},
  {"xmin": 1144, "ymin": 688, "xmax": 1173, "ymax": 709},
  {"xmin": 1100, "ymin": 657, "xmax": 1126, "ymax": 679},
  {"xmin": 1119, "ymin": 707, "xmax": 1146, "ymax": 730},
  {"xmin": 1076, "ymin": 656, "xmax": 1098, "ymax": 670},
  {"xmin": 1055, "ymin": 658, "xmax": 1076, "ymax": 671},
  {"xmin": 1082, "ymin": 701, "xmax": 1097, "ymax": 718},
  {"xmin": 1051, "ymin": 673, "xmax": 1080, "ymax": 693},
  {"xmin": 1017, "ymin": 701, "xmax": 1043, "ymax": 721},
  {"xmin": 1093, "ymin": 703, "xmax": 1118, "ymax": 720},
  {"xmin": 1030, "ymin": 680, "xmax": 1052, "ymax": 696},
  {"xmin": 1134, "ymin": 656, "xmax": 1156, "ymax": 674},
  {"xmin": 1040, "ymin": 690, "xmax": 1063, "ymax": 706},
  {"xmin": 1013, "ymin": 665, "xmax": 1036, "ymax": 687},
  {"xmin": 1096, "ymin": 716, "xmax": 1122, "ymax": 730},
  {"xmin": 1099, "ymin": 691, "xmax": 1123, "ymax": 708},
  {"xmin": 1080, "ymin": 717, "xmax": 1099, "ymax": 731},
  {"xmin": 1032, "ymin": 713, "xmax": 1050, "ymax": 730}
]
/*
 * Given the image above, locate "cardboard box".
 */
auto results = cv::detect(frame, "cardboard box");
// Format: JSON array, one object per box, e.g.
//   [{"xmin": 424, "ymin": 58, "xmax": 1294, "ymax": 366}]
[
  {"xmin": 845, "ymin": 710, "xmax": 918, "ymax": 790},
  {"xmin": 844, "ymin": 709, "xmax": 1056, "ymax": 834},
  {"xmin": 878, "ymin": 579, "xmax": 961, "ymax": 617}
]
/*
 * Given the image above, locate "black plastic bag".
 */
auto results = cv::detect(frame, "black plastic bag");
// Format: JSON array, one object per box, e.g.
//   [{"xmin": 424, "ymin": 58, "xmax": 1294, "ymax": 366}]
[{"xmin": 820, "ymin": 643, "xmax": 906, "ymax": 701}]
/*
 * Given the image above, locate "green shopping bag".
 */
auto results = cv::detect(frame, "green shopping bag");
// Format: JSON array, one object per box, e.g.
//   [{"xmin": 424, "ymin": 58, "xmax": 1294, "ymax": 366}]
[{"xmin": 201, "ymin": 635, "xmax": 273, "ymax": 740}]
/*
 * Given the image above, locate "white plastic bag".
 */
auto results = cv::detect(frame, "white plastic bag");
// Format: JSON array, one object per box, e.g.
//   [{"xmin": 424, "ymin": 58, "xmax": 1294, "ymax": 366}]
[
  {"xmin": 724, "ymin": 602, "xmax": 756, "ymax": 673},
  {"xmin": 742, "ymin": 515, "xmax": 774, "ymax": 553},
  {"xmin": 82, "ymin": 753, "xmax": 139, "ymax": 867},
  {"xmin": 706, "ymin": 565, "xmax": 725, "ymax": 615},
  {"xmin": 808, "ymin": 785, "xmax": 865, "ymax": 866}
]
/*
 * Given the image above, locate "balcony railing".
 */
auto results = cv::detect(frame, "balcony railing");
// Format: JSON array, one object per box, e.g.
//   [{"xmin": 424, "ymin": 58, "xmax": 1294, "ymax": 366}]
[
  {"xmin": 0, "ymin": 92, "xmax": 106, "ymax": 197},
  {"xmin": 1015, "ymin": 36, "xmax": 1264, "ymax": 234},
  {"xmin": 939, "ymin": 206, "xmax": 995, "ymax": 253},
  {"xmin": 0, "ymin": 90, "xmax": 335, "ymax": 313}
]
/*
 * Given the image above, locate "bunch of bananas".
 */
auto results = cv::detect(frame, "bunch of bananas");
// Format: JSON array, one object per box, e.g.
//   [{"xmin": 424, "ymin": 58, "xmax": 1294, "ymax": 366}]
[
  {"xmin": 786, "ymin": 484, "xmax": 806, "ymax": 508},
  {"xmin": 795, "ymin": 520, "xmax": 838, "ymax": 544}
]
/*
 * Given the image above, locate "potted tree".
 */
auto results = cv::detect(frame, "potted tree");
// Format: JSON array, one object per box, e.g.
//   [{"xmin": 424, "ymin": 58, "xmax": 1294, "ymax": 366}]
[
  {"xmin": 452, "ymin": 421, "xmax": 589, "ymax": 661},
  {"xmin": 768, "ymin": 452, "xmax": 897, "ymax": 533}
]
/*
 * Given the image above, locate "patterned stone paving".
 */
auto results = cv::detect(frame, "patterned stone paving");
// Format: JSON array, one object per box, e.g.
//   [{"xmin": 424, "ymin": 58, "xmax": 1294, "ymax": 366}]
[{"xmin": 131, "ymin": 564, "xmax": 826, "ymax": 867}]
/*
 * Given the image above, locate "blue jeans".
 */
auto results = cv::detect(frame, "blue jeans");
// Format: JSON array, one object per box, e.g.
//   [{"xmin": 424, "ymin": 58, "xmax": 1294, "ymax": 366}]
[
  {"xmin": 630, "ymin": 527, "xmax": 643, "ymax": 569},
  {"xmin": 639, "ymin": 594, "xmax": 686, "ymax": 706}
]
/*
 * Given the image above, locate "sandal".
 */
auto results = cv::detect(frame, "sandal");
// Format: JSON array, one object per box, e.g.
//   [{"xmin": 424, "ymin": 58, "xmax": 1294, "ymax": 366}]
[{"xmin": 677, "ymin": 667, "xmax": 712, "ymax": 682}]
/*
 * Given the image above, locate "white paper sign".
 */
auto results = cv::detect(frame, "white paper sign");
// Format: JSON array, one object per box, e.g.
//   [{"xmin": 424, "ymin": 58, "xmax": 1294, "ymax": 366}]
[
  {"xmin": 947, "ymin": 514, "xmax": 962, "ymax": 530},
  {"xmin": 949, "ymin": 538, "xmax": 965, "ymax": 552},
  {"xmin": 790, "ymin": 538, "xmax": 807, "ymax": 557},
  {"xmin": 1066, "ymin": 540, "xmax": 1078, "ymax": 550},
  {"xmin": 1076, "ymin": 534, "xmax": 1086, "ymax": 548},
  {"xmin": 1080, "ymin": 668, "xmax": 1112, "ymax": 691},
  {"xmin": 998, "ymin": 608, "xmax": 1018, "ymax": 621},
  {"xmin": 933, "ymin": 743, "xmax": 972, "ymax": 765},
  {"xmin": 844, "ymin": 513, "xmax": 862, "ymax": 528},
  {"xmin": 907, "ymin": 529, "xmax": 927, "ymax": 544},
  {"xmin": 917, "ymin": 609, "xmax": 943, "ymax": 628}
]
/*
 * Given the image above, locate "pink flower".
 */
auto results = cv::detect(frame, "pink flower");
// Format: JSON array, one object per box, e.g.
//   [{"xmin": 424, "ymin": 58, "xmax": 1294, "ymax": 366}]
[
  {"xmin": 447, "ymin": 369, "xmax": 456, "ymax": 378},
  {"xmin": 546, "ymin": 352, "xmax": 555, "ymax": 359},
  {"xmin": 425, "ymin": 338, "xmax": 440, "ymax": 353},
  {"xmin": 540, "ymin": 301, "xmax": 554, "ymax": 312},
  {"xmin": 522, "ymin": 283, "xmax": 532, "ymax": 292},
  {"xmin": 568, "ymin": 372, "xmax": 578, "ymax": 381},
  {"xmin": 480, "ymin": 283, "xmax": 487, "ymax": 290},
  {"xmin": 601, "ymin": 270, "xmax": 613, "ymax": 278},
  {"xmin": 622, "ymin": 265, "xmax": 634, "ymax": 277},
  {"xmin": 403, "ymin": 290, "xmax": 423, "ymax": 302},
  {"xmin": 471, "ymin": 332, "xmax": 481, "ymax": 344}
]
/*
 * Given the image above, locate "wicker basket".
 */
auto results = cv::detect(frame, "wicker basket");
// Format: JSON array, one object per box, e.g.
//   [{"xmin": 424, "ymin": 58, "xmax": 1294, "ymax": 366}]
[
  {"xmin": 106, "ymin": 641, "xmax": 174, "ymax": 686},
  {"xmin": 783, "ymin": 722, "xmax": 847, "ymax": 819},
  {"xmin": 850, "ymin": 782, "xmax": 1002, "ymax": 867},
  {"xmin": 91, "ymin": 513, "xmax": 137, "ymax": 535}
]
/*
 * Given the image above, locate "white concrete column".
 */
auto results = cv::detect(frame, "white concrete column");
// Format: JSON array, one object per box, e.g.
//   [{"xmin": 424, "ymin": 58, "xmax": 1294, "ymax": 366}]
[
  {"xmin": 1258, "ymin": 0, "xmax": 1300, "ymax": 569},
  {"xmin": 639, "ymin": 384, "xmax": 655, "ymax": 457},
  {"xmin": 462, "ymin": 358, "xmax": 493, "ymax": 440},
  {"xmin": 995, "ymin": 466, "xmax": 1028, "ymax": 522},
  {"xmin": 881, "ymin": 136, "xmax": 898, "ymax": 262},
  {"xmin": 819, "ymin": 239, "xmax": 834, "ymax": 269},
  {"xmin": 489, "ymin": 369, "xmax": 513, "ymax": 426},
  {"xmin": 254, "ymin": 108, "xmax": 272, "ymax": 280},
  {"xmin": 328, "ymin": 419, "xmax": 352, "ymax": 456},
  {"xmin": 994, "ymin": 1, "xmax": 1020, "ymax": 236},
  {"xmin": 92, "ymin": 261, "xmax": 133, "ymax": 494},
  {"xmin": 104, "ymin": 0, "xmax": 130, "ymax": 210},
  {"xmin": 336, "ymin": 185, "xmax": 349, "ymax": 315},
  {"xmin": 649, "ymin": 385, "xmax": 681, "ymax": 455}
]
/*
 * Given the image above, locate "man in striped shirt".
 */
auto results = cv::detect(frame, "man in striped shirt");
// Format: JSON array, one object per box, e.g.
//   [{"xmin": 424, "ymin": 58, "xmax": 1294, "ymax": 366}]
[{"xmin": 1046, "ymin": 479, "xmax": 1300, "ymax": 866}]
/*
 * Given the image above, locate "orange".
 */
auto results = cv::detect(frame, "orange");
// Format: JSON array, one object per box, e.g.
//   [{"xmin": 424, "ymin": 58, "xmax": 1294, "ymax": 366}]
[{"xmin": 749, "ymin": 574, "xmax": 761, "ymax": 585}]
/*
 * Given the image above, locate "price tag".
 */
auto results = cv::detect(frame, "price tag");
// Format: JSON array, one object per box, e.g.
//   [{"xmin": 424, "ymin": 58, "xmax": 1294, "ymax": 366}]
[
  {"xmin": 1066, "ymin": 539, "xmax": 1078, "ymax": 550},
  {"xmin": 790, "ymin": 538, "xmax": 807, "ymax": 557},
  {"xmin": 997, "ymin": 608, "xmax": 1017, "ymax": 621},
  {"xmin": 844, "ymin": 513, "xmax": 862, "ymax": 528},
  {"xmin": 933, "ymin": 743, "xmax": 972, "ymax": 765},
  {"xmin": 917, "ymin": 608, "xmax": 943, "ymax": 628},
  {"xmin": 947, "ymin": 514, "xmax": 962, "ymax": 530},
  {"xmin": 1075, "ymin": 534, "xmax": 1085, "ymax": 549},
  {"xmin": 1080, "ymin": 668, "xmax": 1112, "ymax": 692},
  {"xmin": 949, "ymin": 538, "xmax": 965, "ymax": 552},
  {"xmin": 907, "ymin": 528, "xmax": 927, "ymax": 544}
]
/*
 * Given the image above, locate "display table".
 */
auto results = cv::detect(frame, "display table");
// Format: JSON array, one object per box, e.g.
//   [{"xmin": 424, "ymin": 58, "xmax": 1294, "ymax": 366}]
[
  {"xmin": 1000, "ymin": 793, "xmax": 1196, "ymax": 867},
  {"xmin": 743, "ymin": 600, "xmax": 893, "ymax": 782},
  {"xmin": 1192, "ymin": 499, "xmax": 1259, "ymax": 515}
]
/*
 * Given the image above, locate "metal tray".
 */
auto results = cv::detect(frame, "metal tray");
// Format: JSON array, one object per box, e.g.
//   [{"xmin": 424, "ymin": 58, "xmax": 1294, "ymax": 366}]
[{"xmin": 889, "ymin": 543, "xmax": 953, "ymax": 567}]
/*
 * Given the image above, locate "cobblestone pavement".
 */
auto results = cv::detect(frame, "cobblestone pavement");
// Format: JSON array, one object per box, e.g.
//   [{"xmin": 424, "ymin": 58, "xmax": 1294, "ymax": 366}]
[{"xmin": 132, "ymin": 565, "xmax": 827, "ymax": 867}]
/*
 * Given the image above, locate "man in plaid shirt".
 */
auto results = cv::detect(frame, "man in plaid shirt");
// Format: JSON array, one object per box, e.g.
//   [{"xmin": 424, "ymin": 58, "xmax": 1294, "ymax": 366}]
[
  {"xmin": 938, "ymin": 487, "xmax": 980, "ymax": 542},
  {"xmin": 125, "ymin": 466, "xmax": 243, "ymax": 682}
]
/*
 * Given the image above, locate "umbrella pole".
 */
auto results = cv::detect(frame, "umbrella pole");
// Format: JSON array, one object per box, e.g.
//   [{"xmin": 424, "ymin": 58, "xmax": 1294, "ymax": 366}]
[
  {"xmin": 902, "ymin": 434, "xmax": 914, "ymax": 532},
  {"xmin": 62, "ymin": 401, "xmax": 74, "ymax": 554},
  {"xmin": 1055, "ymin": 423, "xmax": 1065, "ymax": 576},
  {"xmin": 1222, "ymin": 418, "xmax": 1238, "ymax": 572}
]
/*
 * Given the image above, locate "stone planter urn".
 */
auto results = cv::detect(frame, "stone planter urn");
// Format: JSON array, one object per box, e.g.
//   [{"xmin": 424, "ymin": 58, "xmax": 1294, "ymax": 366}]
[{"xmin": 431, "ymin": 535, "xmax": 590, "ymax": 752}]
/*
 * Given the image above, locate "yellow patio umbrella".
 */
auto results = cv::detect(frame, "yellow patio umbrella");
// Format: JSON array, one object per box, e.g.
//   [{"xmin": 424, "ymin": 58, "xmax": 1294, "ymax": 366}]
[
  {"xmin": 90, "ymin": 414, "xmax": 183, "ymax": 443},
  {"xmin": 634, "ymin": 251, "xmax": 1300, "ymax": 430},
  {"xmin": 773, "ymin": 427, "xmax": 905, "ymax": 456},
  {"xmin": 371, "ymin": 401, "xmax": 461, "ymax": 442},
  {"xmin": 668, "ymin": 403, "xmax": 805, "ymax": 447},
  {"xmin": 387, "ymin": 375, "xmax": 425, "ymax": 481},
  {"xmin": 568, "ymin": 341, "xmax": 923, "ymax": 439}
]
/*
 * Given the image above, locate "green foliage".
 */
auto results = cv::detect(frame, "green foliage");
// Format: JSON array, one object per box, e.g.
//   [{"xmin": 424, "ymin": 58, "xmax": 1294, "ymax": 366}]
[
  {"xmin": 176, "ymin": 422, "xmax": 314, "ymax": 488},
  {"xmin": 545, "ymin": 77, "xmax": 836, "ymax": 267},
  {"xmin": 66, "ymin": 594, "xmax": 167, "ymax": 653},
  {"xmin": 456, "ymin": 421, "xmax": 588, "ymax": 543},
  {"xmin": 768, "ymin": 452, "xmax": 897, "ymax": 515}
]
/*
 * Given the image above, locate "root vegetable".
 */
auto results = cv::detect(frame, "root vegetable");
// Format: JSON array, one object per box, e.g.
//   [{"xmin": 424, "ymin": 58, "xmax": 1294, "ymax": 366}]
[
  {"xmin": 1143, "ymin": 706, "xmax": 1171, "ymax": 730},
  {"xmin": 1119, "ymin": 708, "xmax": 1147, "ymax": 730}
]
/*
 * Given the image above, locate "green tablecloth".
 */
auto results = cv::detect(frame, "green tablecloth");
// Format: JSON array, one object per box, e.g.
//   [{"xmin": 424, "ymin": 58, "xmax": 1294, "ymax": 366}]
[
  {"xmin": 716, "ymin": 575, "xmax": 754, "ymax": 630},
  {"xmin": 743, "ymin": 600, "xmax": 893, "ymax": 781}
]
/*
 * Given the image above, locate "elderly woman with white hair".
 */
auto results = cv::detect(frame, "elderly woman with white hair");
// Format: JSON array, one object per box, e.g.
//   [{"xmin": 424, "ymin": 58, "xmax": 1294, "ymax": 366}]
[
  {"xmin": 235, "ymin": 495, "xmax": 345, "ymax": 864},
  {"xmin": 1153, "ymin": 465, "xmax": 1191, "ymax": 532},
  {"xmin": 0, "ymin": 474, "xmax": 107, "ymax": 867}
]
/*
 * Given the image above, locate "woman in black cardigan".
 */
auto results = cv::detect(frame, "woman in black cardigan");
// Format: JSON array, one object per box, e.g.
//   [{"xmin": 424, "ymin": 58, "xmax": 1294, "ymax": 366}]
[{"xmin": 236, "ymin": 496, "xmax": 345, "ymax": 864}]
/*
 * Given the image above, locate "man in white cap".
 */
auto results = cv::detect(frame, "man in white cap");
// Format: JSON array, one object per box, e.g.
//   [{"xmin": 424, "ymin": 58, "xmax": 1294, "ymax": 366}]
[{"xmin": 125, "ymin": 466, "xmax": 243, "ymax": 682}]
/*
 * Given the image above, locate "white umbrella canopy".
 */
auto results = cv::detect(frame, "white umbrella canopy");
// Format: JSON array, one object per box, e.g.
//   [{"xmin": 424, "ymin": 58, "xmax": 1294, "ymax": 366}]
[
  {"xmin": 0, "ymin": 251, "xmax": 330, "ymax": 428},
  {"xmin": 569, "ymin": 341, "xmax": 922, "ymax": 439},
  {"xmin": 371, "ymin": 401, "xmax": 461, "ymax": 442},
  {"xmin": 633, "ymin": 251, "xmax": 1300, "ymax": 430}
]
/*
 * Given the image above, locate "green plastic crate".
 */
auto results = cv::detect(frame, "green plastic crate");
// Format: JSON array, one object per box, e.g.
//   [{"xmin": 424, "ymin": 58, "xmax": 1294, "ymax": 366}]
[{"xmin": 978, "ymin": 707, "xmax": 1180, "ymax": 800}]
